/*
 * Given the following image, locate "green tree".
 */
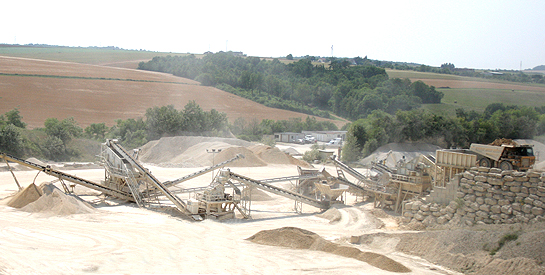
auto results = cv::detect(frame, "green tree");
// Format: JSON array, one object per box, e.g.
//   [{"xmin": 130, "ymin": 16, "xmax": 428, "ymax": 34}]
[
  {"xmin": 84, "ymin": 123, "xmax": 108, "ymax": 140},
  {"xmin": 0, "ymin": 124, "xmax": 23, "ymax": 156},
  {"xmin": 182, "ymin": 101, "xmax": 206, "ymax": 132},
  {"xmin": 109, "ymin": 118, "xmax": 147, "ymax": 148},
  {"xmin": 43, "ymin": 136, "xmax": 66, "ymax": 161},
  {"xmin": 44, "ymin": 117, "xmax": 82, "ymax": 143},
  {"xmin": 4, "ymin": 108, "xmax": 26, "ymax": 128},
  {"xmin": 145, "ymin": 105, "xmax": 182, "ymax": 139}
]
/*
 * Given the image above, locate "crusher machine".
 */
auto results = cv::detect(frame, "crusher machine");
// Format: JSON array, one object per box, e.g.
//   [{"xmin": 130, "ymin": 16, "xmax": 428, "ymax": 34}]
[{"xmin": 1, "ymin": 139, "xmax": 354, "ymax": 221}]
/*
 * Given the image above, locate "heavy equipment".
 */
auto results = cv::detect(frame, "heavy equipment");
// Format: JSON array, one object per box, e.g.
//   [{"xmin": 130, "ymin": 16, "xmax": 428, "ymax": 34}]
[{"xmin": 469, "ymin": 139, "xmax": 535, "ymax": 170}]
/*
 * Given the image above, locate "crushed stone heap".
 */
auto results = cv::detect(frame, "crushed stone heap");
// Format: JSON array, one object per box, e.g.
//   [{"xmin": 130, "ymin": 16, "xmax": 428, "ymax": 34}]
[
  {"xmin": 7, "ymin": 183, "xmax": 95, "ymax": 216},
  {"xmin": 247, "ymin": 227, "xmax": 410, "ymax": 273}
]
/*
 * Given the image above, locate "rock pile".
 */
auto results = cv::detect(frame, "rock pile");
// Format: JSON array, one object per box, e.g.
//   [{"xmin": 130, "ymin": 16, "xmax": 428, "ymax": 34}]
[
  {"xmin": 402, "ymin": 167, "xmax": 545, "ymax": 227},
  {"xmin": 247, "ymin": 227, "xmax": 411, "ymax": 273}
]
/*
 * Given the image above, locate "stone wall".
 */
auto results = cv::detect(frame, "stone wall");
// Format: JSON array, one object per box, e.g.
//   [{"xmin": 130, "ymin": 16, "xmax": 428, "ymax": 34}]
[
  {"xmin": 423, "ymin": 175, "xmax": 460, "ymax": 205},
  {"xmin": 402, "ymin": 167, "xmax": 545, "ymax": 227}
]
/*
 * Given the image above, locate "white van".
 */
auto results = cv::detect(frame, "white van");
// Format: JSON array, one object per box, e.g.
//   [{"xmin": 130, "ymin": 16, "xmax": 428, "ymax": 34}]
[{"xmin": 328, "ymin": 138, "xmax": 342, "ymax": 146}]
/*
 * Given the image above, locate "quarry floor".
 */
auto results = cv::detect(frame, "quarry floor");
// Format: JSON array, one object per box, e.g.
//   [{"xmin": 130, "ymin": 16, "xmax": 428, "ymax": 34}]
[{"xmin": 0, "ymin": 164, "xmax": 457, "ymax": 275}]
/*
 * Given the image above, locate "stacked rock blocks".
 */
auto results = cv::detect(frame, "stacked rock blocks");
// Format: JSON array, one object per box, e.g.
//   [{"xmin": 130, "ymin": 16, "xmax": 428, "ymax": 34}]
[{"xmin": 402, "ymin": 167, "xmax": 545, "ymax": 226}]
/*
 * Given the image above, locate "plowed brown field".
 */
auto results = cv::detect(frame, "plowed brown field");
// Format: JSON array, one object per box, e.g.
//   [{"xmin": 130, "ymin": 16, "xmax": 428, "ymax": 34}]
[{"xmin": 0, "ymin": 56, "xmax": 346, "ymax": 128}]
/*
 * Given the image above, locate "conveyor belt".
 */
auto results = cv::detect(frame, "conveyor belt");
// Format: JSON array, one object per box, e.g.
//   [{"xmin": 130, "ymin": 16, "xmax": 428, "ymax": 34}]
[
  {"xmin": 105, "ymin": 140, "xmax": 192, "ymax": 215},
  {"xmin": 163, "ymin": 154, "xmax": 243, "ymax": 187},
  {"xmin": 330, "ymin": 156, "xmax": 395, "ymax": 195},
  {"xmin": 258, "ymin": 174, "xmax": 321, "ymax": 184},
  {"xmin": 0, "ymin": 153, "xmax": 133, "ymax": 200},
  {"xmin": 229, "ymin": 172, "xmax": 328, "ymax": 209}
]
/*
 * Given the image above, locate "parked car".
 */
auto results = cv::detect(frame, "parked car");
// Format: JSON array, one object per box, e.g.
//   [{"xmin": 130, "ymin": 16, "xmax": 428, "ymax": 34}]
[
  {"xmin": 304, "ymin": 135, "xmax": 316, "ymax": 144},
  {"xmin": 327, "ymin": 138, "xmax": 342, "ymax": 146}
]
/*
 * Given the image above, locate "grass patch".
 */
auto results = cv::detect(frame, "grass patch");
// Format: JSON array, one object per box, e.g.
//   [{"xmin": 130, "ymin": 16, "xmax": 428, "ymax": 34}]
[
  {"xmin": 419, "ymin": 88, "xmax": 545, "ymax": 116},
  {"xmin": 0, "ymin": 45, "xmax": 188, "ymax": 65},
  {"xmin": 439, "ymin": 88, "xmax": 545, "ymax": 110},
  {"xmin": 489, "ymin": 233, "xmax": 519, "ymax": 255},
  {"xmin": 386, "ymin": 69, "xmax": 469, "ymax": 80}
]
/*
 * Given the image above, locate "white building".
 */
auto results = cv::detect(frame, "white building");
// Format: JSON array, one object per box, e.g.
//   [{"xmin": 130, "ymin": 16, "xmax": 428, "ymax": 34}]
[
  {"xmin": 301, "ymin": 131, "xmax": 347, "ymax": 142},
  {"xmin": 274, "ymin": 132, "xmax": 304, "ymax": 143}
]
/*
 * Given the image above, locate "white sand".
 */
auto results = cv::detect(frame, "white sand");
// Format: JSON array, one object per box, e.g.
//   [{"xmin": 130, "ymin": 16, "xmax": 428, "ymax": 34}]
[{"xmin": 0, "ymin": 164, "xmax": 455, "ymax": 275}]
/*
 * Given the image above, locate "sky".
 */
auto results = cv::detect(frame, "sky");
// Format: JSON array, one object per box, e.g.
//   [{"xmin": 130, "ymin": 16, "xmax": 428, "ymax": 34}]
[{"xmin": 2, "ymin": 0, "xmax": 544, "ymax": 70}]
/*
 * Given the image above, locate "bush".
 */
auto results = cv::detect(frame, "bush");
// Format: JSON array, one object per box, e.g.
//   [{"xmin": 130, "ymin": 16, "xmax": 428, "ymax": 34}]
[
  {"xmin": 303, "ymin": 144, "xmax": 325, "ymax": 163},
  {"xmin": 0, "ymin": 124, "xmax": 23, "ymax": 156}
]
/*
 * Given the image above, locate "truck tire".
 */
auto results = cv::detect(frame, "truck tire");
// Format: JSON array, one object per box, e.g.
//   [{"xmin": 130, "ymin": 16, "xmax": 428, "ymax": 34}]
[
  {"xmin": 479, "ymin": 158, "xmax": 491, "ymax": 168},
  {"xmin": 500, "ymin": 161, "xmax": 513, "ymax": 171}
]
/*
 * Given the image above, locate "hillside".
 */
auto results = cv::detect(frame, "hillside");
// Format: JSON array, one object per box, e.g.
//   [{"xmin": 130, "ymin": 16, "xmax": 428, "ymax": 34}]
[
  {"xmin": 386, "ymin": 69, "xmax": 545, "ymax": 115},
  {"xmin": 0, "ymin": 55, "xmax": 345, "ymax": 128},
  {"xmin": 2, "ymin": 45, "xmax": 543, "ymax": 126},
  {"xmin": 0, "ymin": 45, "xmax": 182, "ymax": 68}
]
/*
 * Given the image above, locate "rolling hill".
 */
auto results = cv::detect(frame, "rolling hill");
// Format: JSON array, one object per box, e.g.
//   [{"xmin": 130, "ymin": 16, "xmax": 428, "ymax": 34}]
[
  {"xmin": 0, "ymin": 55, "xmax": 346, "ymax": 129},
  {"xmin": 386, "ymin": 69, "xmax": 545, "ymax": 115},
  {"xmin": 2, "ymin": 45, "xmax": 544, "ymax": 127}
]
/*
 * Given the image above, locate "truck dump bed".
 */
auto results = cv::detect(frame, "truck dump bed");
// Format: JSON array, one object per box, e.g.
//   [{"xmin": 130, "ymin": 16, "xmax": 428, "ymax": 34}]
[{"xmin": 469, "ymin": 143, "xmax": 507, "ymax": 161}]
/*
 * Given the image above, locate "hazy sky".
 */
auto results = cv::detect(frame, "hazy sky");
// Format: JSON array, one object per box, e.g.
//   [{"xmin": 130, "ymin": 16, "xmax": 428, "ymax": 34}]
[{"xmin": 3, "ymin": 0, "xmax": 544, "ymax": 70}]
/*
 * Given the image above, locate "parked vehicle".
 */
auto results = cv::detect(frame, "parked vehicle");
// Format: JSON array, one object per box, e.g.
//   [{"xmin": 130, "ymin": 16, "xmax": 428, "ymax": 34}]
[
  {"xmin": 469, "ymin": 139, "xmax": 535, "ymax": 170},
  {"xmin": 304, "ymin": 135, "xmax": 316, "ymax": 144},
  {"xmin": 328, "ymin": 138, "xmax": 342, "ymax": 146}
]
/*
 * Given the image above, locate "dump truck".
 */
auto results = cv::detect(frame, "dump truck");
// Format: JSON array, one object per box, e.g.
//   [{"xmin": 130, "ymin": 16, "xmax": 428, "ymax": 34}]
[{"xmin": 469, "ymin": 139, "xmax": 535, "ymax": 171}]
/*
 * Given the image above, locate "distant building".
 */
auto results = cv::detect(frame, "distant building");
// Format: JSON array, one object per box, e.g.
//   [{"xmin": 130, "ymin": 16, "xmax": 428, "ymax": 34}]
[
  {"xmin": 484, "ymin": 71, "xmax": 504, "ymax": 76},
  {"xmin": 274, "ymin": 132, "xmax": 304, "ymax": 143},
  {"xmin": 230, "ymin": 51, "xmax": 246, "ymax": 57},
  {"xmin": 301, "ymin": 131, "xmax": 347, "ymax": 142}
]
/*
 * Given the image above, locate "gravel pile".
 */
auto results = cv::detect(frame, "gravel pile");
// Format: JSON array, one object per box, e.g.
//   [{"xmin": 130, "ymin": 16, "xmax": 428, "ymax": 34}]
[{"xmin": 247, "ymin": 227, "xmax": 411, "ymax": 273}]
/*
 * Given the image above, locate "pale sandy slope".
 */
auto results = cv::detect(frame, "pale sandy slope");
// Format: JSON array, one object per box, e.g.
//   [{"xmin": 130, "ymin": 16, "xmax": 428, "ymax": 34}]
[{"xmin": 0, "ymin": 165, "xmax": 456, "ymax": 275}]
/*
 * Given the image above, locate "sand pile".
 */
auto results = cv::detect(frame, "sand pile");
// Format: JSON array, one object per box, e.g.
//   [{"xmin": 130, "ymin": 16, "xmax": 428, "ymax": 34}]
[
  {"xmin": 282, "ymin": 147, "xmax": 301, "ymax": 156},
  {"xmin": 316, "ymin": 207, "xmax": 342, "ymax": 223},
  {"xmin": 7, "ymin": 183, "xmax": 42, "ymax": 208},
  {"xmin": 246, "ymin": 188, "xmax": 273, "ymax": 201},
  {"xmin": 215, "ymin": 147, "xmax": 267, "ymax": 167},
  {"xmin": 359, "ymin": 142, "xmax": 442, "ymax": 168},
  {"xmin": 138, "ymin": 136, "xmax": 312, "ymax": 168},
  {"xmin": 139, "ymin": 136, "xmax": 253, "ymax": 166},
  {"xmin": 247, "ymin": 227, "xmax": 410, "ymax": 273},
  {"xmin": 14, "ymin": 183, "xmax": 95, "ymax": 215}
]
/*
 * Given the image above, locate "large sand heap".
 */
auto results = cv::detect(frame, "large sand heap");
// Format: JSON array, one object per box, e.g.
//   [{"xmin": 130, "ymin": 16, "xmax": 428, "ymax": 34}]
[
  {"xmin": 359, "ymin": 142, "xmax": 442, "ymax": 168},
  {"xmin": 8, "ymin": 183, "xmax": 95, "ymax": 215},
  {"xmin": 247, "ymin": 227, "xmax": 410, "ymax": 273},
  {"xmin": 138, "ymin": 136, "xmax": 312, "ymax": 168}
]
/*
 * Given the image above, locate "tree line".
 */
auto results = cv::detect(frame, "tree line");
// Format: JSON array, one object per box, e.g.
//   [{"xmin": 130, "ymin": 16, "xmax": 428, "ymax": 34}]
[
  {"xmin": 342, "ymin": 103, "xmax": 545, "ymax": 162},
  {"xmin": 138, "ymin": 52, "xmax": 443, "ymax": 121},
  {"xmin": 0, "ymin": 102, "xmax": 338, "ymax": 161}
]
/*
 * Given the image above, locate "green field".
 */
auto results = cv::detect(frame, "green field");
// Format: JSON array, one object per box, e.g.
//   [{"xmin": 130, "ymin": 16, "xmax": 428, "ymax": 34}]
[
  {"xmin": 421, "ymin": 87, "xmax": 545, "ymax": 116},
  {"xmin": 386, "ymin": 69, "xmax": 472, "ymax": 80},
  {"xmin": 0, "ymin": 45, "xmax": 187, "ymax": 65}
]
